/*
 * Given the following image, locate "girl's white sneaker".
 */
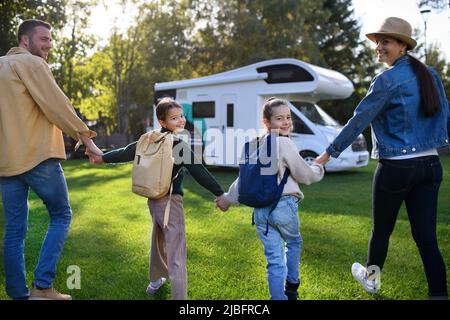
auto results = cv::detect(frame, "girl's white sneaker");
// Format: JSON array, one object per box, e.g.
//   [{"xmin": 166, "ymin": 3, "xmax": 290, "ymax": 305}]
[
  {"xmin": 351, "ymin": 262, "xmax": 381, "ymax": 294},
  {"xmin": 146, "ymin": 277, "xmax": 167, "ymax": 295}
]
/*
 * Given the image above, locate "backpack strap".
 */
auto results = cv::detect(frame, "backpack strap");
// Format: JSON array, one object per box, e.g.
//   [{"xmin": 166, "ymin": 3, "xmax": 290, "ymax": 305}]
[
  {"xmin": 142, "ymin": 131, "xmax": 171, "ymax": 154},
  {"xmin": 154, "ymin": 131, "xmax": 171, "ymax": 143},
  {"xmin": 266, "ymin": 134, "xmax": 271, "ymax": 157},
  {"xmin": 163, "ymin": 168, "xmax": 182, "ymax": 229},
  {"xmin": 244, "ymin": 141, "xmax": 250, "ymax": 161},
  {"xmin": 263, "ymin": 167, "xmax": 291, "ymax": 236},
  {"xmin": 280, "ymin": 167, "xmax": 291, "ymax": 185}
]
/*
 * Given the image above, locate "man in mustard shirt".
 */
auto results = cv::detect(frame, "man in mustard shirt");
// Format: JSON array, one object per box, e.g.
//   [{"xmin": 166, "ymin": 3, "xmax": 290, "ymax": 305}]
[{"xmin": 0, "ymin": 19, "xmax": 102, "ymax": 300}]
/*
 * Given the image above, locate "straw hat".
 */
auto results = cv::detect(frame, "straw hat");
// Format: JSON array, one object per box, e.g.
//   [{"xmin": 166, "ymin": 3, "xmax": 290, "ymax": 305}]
[{"xmin": 366, "ymin": 17, "xmax": 417, "ymax": 50}]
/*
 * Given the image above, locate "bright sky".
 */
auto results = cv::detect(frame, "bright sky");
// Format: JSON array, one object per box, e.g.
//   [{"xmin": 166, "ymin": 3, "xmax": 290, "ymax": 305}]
[
  {"xmin": 87, "ymin": 1, "xmax": 138, "ymax": 46},
  {"xmin": 352, "ymin": 0, "xmax": 450, "ymax": 60},
  {"xmin": 88, "ymin": 0, "xmax": 450, "ymax": 61}
]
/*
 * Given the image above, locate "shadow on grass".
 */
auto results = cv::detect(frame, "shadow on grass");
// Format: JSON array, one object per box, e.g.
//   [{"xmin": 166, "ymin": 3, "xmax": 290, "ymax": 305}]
[
  {"xmin": 178, "ymin": 162, "xmax": 449, "ymax": 299},
  {"xmin": 0, "ymin": 161, "xmax": 142, "ymax": 300},
  {"xmin": 58, "ymin": 218, "xmax": 154, "ymax": 299},
  {"xmin": 12, "ymin": 185, "xmax": 155, "ymax": 299},
  {"xmin": 65, "ymin": 171, "xmax": 131, "ymax": 187},
  {"xmin": 1, "ymin": 158, "xmax": 448, "ymax": 300}
]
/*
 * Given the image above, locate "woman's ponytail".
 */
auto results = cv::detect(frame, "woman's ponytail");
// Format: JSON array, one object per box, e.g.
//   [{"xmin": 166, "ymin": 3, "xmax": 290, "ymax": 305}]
[{"xmin": 408, "ymin": 54, "xmax": 440, "ymax": 117}]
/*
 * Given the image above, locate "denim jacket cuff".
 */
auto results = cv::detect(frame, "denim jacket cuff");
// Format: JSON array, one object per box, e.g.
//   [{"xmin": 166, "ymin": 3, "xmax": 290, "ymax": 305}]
[{"xmin": 326, "ymin": 144, "xmax": 341, "ymax": 158}]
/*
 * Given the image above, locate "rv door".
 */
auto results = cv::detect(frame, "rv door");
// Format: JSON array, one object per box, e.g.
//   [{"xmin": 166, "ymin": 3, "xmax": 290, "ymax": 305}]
[
  {"xmin": 203, "ymin": 94, "xmax": 237, "ymax": 166},
  {"xmin": 220, "ymin": 94, "xmax": 236, "ymax": 132}
]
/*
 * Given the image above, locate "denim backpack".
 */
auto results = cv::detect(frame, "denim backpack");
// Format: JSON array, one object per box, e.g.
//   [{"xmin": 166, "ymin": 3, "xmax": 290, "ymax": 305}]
[{"xmin": 238, "ymin": 134, "xmax": 290, "ymax": 234}]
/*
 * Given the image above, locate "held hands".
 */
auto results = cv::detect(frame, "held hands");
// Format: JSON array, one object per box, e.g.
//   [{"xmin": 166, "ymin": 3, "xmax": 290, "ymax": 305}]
[
  {"xmin": 215, "ymin": 195, "xmax": 231, "ymax": 212},
  {"xmin": 79, "ymin": 135, "xmax": 104, "ymax": 164},
  {"xmin": 314, "ymin": 151, "xmax": 331, "ymax": 166},
  {"xmin": 79, "ymin": 135, "xmax": 103, "ymax": 156},
  {"xmin": 85, "ymin": 148, "xmax": 104, "ymax": 164},
  {"xmin": 78, "ymin": 134, "xmax": 104, "ymax": 164}
]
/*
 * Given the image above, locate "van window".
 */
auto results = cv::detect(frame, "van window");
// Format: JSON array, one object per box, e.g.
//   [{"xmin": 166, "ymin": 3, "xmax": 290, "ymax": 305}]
[
  {"xmin": 256, "ymin": 64, "xmax": 314, "ymax": 84},
  {"xmin": 227, "ymin": 103, "xmax": 234, "ymax": 127},
  {"xmin": 291, "ymin": 113, "xmax": 313, "ymax": 134},
  {"xmin": 193, "ymin": 101, "xmax": 215, "ymax": 118},
  {"xmin": 154, "ymin": 89, "xmax": 176, "ymax": 105},
  {"xmin": 290, "ymin": 101, "xmax": 339, "ymax": 127}
]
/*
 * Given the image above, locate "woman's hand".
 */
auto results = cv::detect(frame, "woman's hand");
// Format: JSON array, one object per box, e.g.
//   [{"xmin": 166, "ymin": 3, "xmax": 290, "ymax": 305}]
[{"xmin": 315, "ymin": 151, "xmax": 331, "ymax": 166}]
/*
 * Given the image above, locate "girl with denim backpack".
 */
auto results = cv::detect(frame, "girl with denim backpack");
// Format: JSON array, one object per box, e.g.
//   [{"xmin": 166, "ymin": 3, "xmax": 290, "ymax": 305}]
[
  {"xmin": 218, "ymin": 97, "xmax": 324, "ymax": 300},
  {"xmin": 86, "ymin": 98, "xmax": 226, "ymax": 300}
]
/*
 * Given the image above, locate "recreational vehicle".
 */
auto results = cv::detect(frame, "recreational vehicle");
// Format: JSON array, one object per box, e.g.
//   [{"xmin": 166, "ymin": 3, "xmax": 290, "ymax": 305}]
[{"xmin": 153, "ymin": 58, "xmax": 369, "ymax": 171}]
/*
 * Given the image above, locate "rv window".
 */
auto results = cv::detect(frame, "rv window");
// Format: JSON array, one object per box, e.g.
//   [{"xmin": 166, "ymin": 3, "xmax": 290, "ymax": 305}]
[
  {"xmin": 257, "ymin": 64, "xmax": 314, "ymax": 84},
  {"xmin": 193, "ymin": 101, "xmax": 215, "ymax": 118},
  {"xmin": 291, "ymin": 113, "xmax": 314, "ymax": 135},
  {"xmin": 227, "ymin": 104, "xmax": 234, "ymax": 127},
  {"xmin": 290, "ymin": 101, "xmax": 339, "ymax": 127},
  {"xmin": 154, "ymin": 89, "xmax": 176, "ymax": 105}
]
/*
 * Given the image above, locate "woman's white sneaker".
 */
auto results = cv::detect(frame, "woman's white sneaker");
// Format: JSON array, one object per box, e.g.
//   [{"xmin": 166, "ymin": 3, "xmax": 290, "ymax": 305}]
[
  {"xmin": 146, "ymin": 277, "xmax": 167, "ymax": 295},
  {"xmin": 351, "ymin": 262, "xmax": 381, "ymax": 294}
]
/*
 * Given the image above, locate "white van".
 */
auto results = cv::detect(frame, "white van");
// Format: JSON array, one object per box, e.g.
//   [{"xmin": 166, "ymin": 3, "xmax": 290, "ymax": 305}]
[{"xmin": 153, "ymin": 58, "xmax": 369, "ymax": 171}]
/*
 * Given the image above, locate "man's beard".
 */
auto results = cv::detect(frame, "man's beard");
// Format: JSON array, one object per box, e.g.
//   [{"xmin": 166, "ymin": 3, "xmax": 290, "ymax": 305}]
[{"xmin": 28, "ymin": 38, "xmax": 47, "ymax": 60}]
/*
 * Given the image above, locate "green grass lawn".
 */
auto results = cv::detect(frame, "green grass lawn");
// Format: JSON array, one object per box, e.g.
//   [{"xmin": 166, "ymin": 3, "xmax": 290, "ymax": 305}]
[{"xmin": 0, "ymin": 157, "xmax": 449, "ymax": 300}]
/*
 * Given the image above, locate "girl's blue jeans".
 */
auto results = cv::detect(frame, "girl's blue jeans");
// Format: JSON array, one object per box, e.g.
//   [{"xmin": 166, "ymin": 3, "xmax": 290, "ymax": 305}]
[
  {"xmin": 254, "ymin": 195, "xmax": 302, "ymax": 300},
  {"xmin": 0, "ymin": 159, "xmax": 72, "ymax": 299}
]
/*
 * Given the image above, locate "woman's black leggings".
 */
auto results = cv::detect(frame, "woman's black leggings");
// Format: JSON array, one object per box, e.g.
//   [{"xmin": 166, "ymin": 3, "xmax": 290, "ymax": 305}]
[{"xmin": 368, "ymin": 155, "xmax": 447, "ymax": 297}]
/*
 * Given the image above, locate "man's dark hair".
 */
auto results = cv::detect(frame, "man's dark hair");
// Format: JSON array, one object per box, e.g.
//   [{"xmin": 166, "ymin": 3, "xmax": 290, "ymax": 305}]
[{"xmin": 17, "ymin": 19, "xmax": 52, "ymax": 44}]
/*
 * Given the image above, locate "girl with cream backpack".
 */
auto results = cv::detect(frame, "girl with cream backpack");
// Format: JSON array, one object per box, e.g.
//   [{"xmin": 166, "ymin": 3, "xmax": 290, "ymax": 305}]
[{"xmin": 86, "ymin": 97, "xmax": 227, "ymax": 300}]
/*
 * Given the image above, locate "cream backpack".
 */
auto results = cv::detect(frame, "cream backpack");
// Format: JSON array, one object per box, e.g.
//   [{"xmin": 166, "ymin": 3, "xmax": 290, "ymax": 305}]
[{"xmin": 132, "ymin": 130, "xmax": 178, "ymax": 227}]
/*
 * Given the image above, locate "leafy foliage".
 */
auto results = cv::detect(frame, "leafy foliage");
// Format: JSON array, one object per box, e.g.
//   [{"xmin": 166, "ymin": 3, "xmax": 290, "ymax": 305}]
[
  {"xmin": 0, "ymin": 0, "xmax": 66, "ymax": 55},
  {"xmin": 2, "ymin": 0, "xmax": 449, "ymax": 141}
]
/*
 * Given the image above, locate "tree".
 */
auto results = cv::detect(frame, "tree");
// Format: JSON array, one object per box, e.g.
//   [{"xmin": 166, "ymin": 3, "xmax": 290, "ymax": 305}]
[
  {"xmin": 417, "ymin": 0, "xmax": 449, "ymax": 11},
  {"xmin": 189, "ymin": 0, "xmax": 307, "ymax": 72},
  {"xmin": 0, "ymin": 0, "xmax": 66, "ymax": 55},
  {"xmin": 112, "ymin": 0, "xmax": 193, "ymax": 136},
  {"xmin": 426, "ymin": 44, "xmax": 450, "ymax": 99},
  {"xmin": 75, "ymin": 50, "xmax": 118, "ymax": 134},
  {"xmin": 52, "ymin": 0, "xmax": 97, "ymax": 101},
  {"xmin": 72, "ymin": 0, "xmax": 193, "ymax": 137},
  {"xmin": 189, "ymin": 0, "xmax": 377, "ymax": 127},
  {"xmin": 312, "ymin": 0, "xmax": 378, "ymax": 126}
]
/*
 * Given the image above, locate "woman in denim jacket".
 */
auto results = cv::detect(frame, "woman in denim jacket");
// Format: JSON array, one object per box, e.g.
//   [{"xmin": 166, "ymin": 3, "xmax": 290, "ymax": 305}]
[{"xmin": 316, "ymin": 17, "xmax": 449, "ymax": 299}]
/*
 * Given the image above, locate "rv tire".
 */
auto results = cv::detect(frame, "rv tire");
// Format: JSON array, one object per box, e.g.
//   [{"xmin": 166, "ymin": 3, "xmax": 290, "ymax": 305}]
[{"xmin": 299, "ymin": 151, "xmax": 318, "ymax": 165}]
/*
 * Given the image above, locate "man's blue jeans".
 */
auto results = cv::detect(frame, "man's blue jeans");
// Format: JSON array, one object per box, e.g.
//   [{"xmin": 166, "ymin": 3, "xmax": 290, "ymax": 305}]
[
  {"xmin": 254, "ymin": 195, "xmax": 302, "ymax": 300},
  {"xmin": 0, "ymin": 159, "xmax": 72, "ymax": 299}
]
